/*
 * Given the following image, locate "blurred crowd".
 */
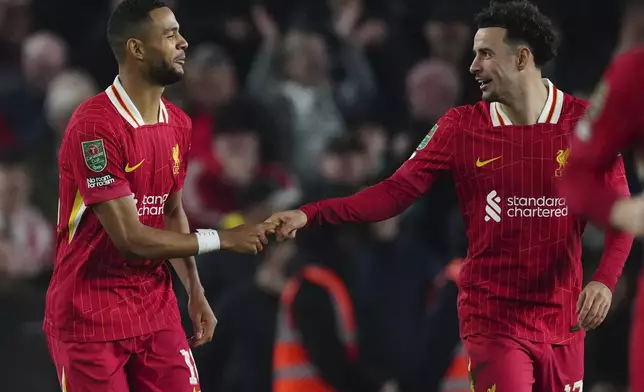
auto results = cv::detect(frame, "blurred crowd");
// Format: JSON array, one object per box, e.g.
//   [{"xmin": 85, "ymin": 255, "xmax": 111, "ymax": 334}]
[{"xmin": 0, "ymin": 0, "xmax": 640, "ymax": 391}]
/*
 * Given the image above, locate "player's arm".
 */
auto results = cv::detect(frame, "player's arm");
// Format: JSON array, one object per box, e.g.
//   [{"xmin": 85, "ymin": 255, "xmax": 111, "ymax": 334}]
[
  {"xmin": 95, "ymin": 196, "xmax": 278, "ymax": 259},
  {"xmin": 559, "ymin": 52, "xmax": 644, "ymax": 233},
  {"xmin": 94, "ymin": 197, "xmax": 202, "ymax": 259},
  {"xmin": 591, "ymin": 156, "xmax": 634, "ymax": 291},
  {"xmin": 268, "ymin": 113, "xmax": 457, "ymax": 236},
  {"xmin": 164, "ymin": 190, "xmax": 203, "ymax": 295},
  {"xmin": 303, "ymin": 114, "xmax": 455, "ymax": 225},
  {"xmin": 69, "ymin": 121, "xmax": 272, "ymax": 259}
]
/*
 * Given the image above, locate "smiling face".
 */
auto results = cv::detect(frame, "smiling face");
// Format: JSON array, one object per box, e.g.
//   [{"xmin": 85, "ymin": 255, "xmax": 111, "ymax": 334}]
[
  {"xmin": 137, "ymin": 7, "xmax": 188, "ymax": 86},
  {"xmin": 469, "ymin": 27, "xmax": 522, "ymax": 102}
]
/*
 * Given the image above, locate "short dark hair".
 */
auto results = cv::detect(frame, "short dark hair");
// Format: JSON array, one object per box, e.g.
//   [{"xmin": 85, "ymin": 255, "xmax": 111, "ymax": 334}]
[
  {"xmin": 474, "ymin": 0, "xmax": 560, "ymax": 67},
  {"xmin": 107, "ymin": 0, "xmax": 167, "ymax": 62}
]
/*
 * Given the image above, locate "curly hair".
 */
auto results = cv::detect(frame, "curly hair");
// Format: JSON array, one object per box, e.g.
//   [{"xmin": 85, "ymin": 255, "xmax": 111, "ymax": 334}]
[{"xmin": 474, "ymin": 0, "xmax": 560, "ymax": 67}]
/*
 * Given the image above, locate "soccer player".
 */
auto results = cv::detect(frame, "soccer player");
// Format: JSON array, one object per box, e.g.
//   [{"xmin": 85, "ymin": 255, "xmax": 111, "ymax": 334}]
[
  {"xmin": 558, "ymin": 1, "xmax": 644, "ymax": 237},
  {"xmin": 557, "ymin": 1, "xmax": 644, "ymax": 391},
  {"xmin": 44, "ymin": 1, "xmax": 276, "ymax": 391},
  {"xmin": 266, "ymin": 2, "xmax": 634, "ymax": 391}
]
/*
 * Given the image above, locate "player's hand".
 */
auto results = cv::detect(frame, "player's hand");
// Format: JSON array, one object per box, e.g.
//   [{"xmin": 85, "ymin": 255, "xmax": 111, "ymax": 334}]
[
  {"xmin": 264, "ymin": 210, "xmax": 308, "ymax": 241},
  {"xmin": 218, "ymin": 222, "xmax": 277, "ymax": 254},
  {"xmin": 577, "ymin": 281, "xmax": 612, "ymax": 330},
  {"xmin": 187, "ymin": 292, "xmax": 217, "ymax": 347}
]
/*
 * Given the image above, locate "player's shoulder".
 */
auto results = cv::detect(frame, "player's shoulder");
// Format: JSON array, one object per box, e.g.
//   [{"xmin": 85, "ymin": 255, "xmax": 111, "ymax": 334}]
[
  {"xmin": 163, "ymin": 98, "xmax": 192, "ymax": 130},
  {"xmin": 438, "ymin": 102, "xmax": 491, "ymax": 128},
  {"xmin": 598, "ymin": 46, "xmax": 644, "ymax": 93},
  {"xmin": 558, "ymin": 91, "xmax": 590, "ymax": 120},
  {"xmin": 612, "ymin": 46, "xmax": 644, "ymax": 71},
  {"xmin": 564, "ymin": 91, "xmax": 589, "ymax": 110},
  {"xmin": 66, "ymin": 92, "xmax": 124, "ymax": 137}
]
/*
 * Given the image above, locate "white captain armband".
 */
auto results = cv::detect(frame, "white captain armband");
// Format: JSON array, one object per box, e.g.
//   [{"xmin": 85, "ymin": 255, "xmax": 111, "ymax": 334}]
[{"xmin": 195, "ymin": 229, "xmax": 221, "ymax": 254}]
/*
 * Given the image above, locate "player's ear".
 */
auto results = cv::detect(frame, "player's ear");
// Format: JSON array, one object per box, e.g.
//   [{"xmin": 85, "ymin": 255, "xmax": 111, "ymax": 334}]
[
  {"xmin": 516, "ymin": 46, "xmax": 531, "ymax": 71},
  {"xmin": 126, "ymin": 38, "xmax": 145, "ymax": 61}
]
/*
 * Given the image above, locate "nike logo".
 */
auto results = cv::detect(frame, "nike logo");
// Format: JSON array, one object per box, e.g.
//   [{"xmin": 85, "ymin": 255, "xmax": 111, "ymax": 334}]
[
  {"xmin": 125, "ymin": 160, "xmax": 145, "ymax": 172},
  {"xmin": 476, "ymin": 156, "xmax": 501, "ymax": 167}
]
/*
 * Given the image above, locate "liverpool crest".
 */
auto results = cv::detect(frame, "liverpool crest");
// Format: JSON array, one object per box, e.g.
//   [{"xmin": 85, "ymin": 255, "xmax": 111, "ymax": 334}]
[
  {"xmin": 172, "ymin": 144, "xmax": 180, "ymax": 175},
  {"xmin": 82, "ymin": 139, "xmax": 107, "ymax": 172},
  {"xmin": 555, "ymin": 148, "xmax": 571, "ymax": 177}
]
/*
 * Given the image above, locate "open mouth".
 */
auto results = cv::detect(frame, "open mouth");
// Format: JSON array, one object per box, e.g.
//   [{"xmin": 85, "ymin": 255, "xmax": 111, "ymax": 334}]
[
  {"xmin": 478, "ymin": 79, "xmax": 491, "ymax": 90},
  {"xmin": 175, "ymin": 58, "xmax": 185, "ymax": 64}
]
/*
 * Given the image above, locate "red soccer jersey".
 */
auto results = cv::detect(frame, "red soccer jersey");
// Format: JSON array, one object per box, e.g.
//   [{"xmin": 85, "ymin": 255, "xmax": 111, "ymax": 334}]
[
  {"xmin": 44, "ymin": 76, "xmax": 192, "ymax": 342},
  {"xmin": 301, "ymin": 80, "xmax": 633, "ymax": 344},
  {"xmin": 560, "ymin": 47, "xmax": 644, "ymax": 227}
]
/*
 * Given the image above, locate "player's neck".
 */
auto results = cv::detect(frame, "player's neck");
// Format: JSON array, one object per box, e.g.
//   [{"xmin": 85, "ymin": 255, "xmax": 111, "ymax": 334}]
[
  {"xmin": 499, "ymin": 76, "xmax": 548, "ymax": 126},
  {"xmin": 117, "ymin": 70, "xmax": 164, "ymax": 125}
]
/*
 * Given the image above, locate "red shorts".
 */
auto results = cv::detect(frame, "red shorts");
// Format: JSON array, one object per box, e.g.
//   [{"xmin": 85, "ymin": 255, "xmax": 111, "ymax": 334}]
[
  {"xmin": 464, "ymin": 334, "xmax": 584, "ymax": 392},
  {"xmin": 47, "ymin": 329, "xmax": 201, "ymax": 392}
]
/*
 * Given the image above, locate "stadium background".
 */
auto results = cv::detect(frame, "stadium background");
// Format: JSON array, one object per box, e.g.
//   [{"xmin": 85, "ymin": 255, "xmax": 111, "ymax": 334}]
[{"xmin": 0, "ymin": 0, "xmax": 639, "ymax": 391}]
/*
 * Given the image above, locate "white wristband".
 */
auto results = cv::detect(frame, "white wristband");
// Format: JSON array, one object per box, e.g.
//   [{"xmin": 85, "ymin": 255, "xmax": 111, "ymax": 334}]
[{"xmin": 195, "ymin": 229, "xmax": 221, "ymax": 254}]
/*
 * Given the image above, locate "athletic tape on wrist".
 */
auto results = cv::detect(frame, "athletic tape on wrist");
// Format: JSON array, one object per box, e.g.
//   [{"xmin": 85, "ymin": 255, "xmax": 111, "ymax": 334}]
[{"xmin": 195, "ymin": 229, "xmax": 220, "ymax": 254}]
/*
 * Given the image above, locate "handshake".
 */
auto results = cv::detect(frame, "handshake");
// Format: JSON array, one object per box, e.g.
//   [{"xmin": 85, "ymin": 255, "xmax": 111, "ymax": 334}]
[{"xmin": 216, "ymin": 210, "xmax": 308, "ymax": 254}]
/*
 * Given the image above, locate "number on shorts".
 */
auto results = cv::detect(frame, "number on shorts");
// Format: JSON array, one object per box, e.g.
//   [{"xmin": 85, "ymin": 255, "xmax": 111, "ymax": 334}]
[
  {"xmin": 564, "ymin": 380, "xmax": 583, "ymax": 392},
  {"xmin": 180, "ymin": 349, "xmax": 199, "ymax": 386}
]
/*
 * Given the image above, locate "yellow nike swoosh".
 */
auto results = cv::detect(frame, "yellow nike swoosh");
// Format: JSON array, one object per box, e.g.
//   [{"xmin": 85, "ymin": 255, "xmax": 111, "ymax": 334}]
[
  {"xmin": 125, "ymin": 160, "xmax": 145, "ymax": 172},
  {"xmin": 476, "ymin": 156, "xmax": 501, "ymax": 167}
]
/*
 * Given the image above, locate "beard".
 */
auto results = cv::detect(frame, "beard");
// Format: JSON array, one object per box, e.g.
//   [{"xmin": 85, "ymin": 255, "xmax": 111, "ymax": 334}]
[
  {"xmin": 481, "ymin": 89, "xmax": 500, "ymax": 103},
  {"xmin": 148, "ymin": 58, "xmax": 183, "ymax": 86}
]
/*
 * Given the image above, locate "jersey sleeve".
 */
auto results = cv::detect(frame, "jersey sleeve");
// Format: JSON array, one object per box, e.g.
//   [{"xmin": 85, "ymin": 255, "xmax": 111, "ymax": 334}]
[
  {"xmin": 393, "ymin": 111, "xmax": 456, "ymax": 193},
  {"xmin": 591, "ymin": 155, "xmax": 634, "ymax": 291},
  {"xmin": 301, "ymin": 112, "xmax": 456, "ymax": 226},
  {"xmin": 559, "ymin": 51, "xmax": 644, "ymax": 227},
  {"xmin": 64, "ymin": 120, "xmax": 132, "ymax": 206}
]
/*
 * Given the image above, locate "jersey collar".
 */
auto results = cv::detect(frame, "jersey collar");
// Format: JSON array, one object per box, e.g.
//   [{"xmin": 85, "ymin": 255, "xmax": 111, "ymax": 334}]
[
  {"xmin": 105, "ymin": 76, "xmax": 169, "ymax": 128},
  {"xmin": 490, "ymin": 79, "xmax": 564, "ymax": 127}
]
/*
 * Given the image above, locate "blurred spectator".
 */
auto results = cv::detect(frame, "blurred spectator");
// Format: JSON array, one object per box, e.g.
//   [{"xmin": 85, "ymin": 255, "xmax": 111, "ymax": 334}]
[
  {"xmin": 184, "ymin": 43, "xmax": 239, "ymax": 158},
  {"xmin": 247, "ymin": 4, "xmax": 376, "ymax": 182},
  {"xmin": 307, "ymin": 134, "xmax": 371, "ymax": 201},
  {"xmin": 183, "ymin": 101, "xmax": 301, "ymax": 229},
  {"xmin": 186, "ymin": 44, "xmax": 238, "ymax": 114},
  {"xmin": 21, "ymin": 31, "xmax": 68, "ymax": 92},
  {"xmin": 355, "ymin": 121, "xmax": 388, "ymax": 180},
  {"xmin": 416, "ymin": 4, "xmax": 482, "ymax": 105},
  {"xmin": 198, "ymin": 242, "xmax": 295, "ymax": 392},
  {"xmin": 175, "ymin": 0, "xmax": 263, "ymax": 79},
  {"xmin": 0, "ymin": 156, "xmax": 54, "ymax": 391},
  {"xmin": 406, "ymin": 59, "xmax": 460, "ymax": 128},
  {"xmin": 44, "ymin": 69, "xmax": 99, "ymax": 142},
  {"xmin": 0, "ymin": 158, "xmax": 51, "ymax": 280},
  {"xmin": 422, "ymin": 20, "xmax": 470, "ymax": 69},
  {"xmin": 0, "ymin": 0, "xmax": 31, "ymax": 66},
  {"xmin": 274, "ymin": 238, "xmax": 398, "ymax": 392},
  {"xmin": 0, "ymin": 30, "xmax": 67, "ymax": 158},
  {"xmin": 184, "ymin": 43, "xmax": 288, "ymax": 165}
]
